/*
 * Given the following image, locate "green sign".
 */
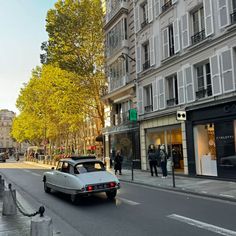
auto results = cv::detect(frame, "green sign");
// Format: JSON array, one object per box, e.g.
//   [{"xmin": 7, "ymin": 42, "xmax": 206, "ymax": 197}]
[{"xmin": 129, "ymin": 109, "xmax": 137, "ymax": 121}]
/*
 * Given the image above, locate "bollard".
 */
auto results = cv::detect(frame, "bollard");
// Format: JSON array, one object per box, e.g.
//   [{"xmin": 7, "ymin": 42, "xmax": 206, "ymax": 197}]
[
  {"xmin": 0, "ymin": 178, "xmax": 5, "ymax": 197},
  {"xmin": 31, "ymin": 207, "xmax": 53, "ymax": 236},
  {"xmin": 2, "ymin": 184, "xmax": 17, "ymax": 216}
]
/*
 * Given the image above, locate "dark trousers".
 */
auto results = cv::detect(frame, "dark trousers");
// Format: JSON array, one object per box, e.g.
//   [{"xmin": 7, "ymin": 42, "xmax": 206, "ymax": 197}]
[
  {"xmin": 161, "ymin": 161, "xmax": 167, "ymax": 177},
  {"xmin": 149, "ymin": 161, "xmax": 158, "ymax": 176}
]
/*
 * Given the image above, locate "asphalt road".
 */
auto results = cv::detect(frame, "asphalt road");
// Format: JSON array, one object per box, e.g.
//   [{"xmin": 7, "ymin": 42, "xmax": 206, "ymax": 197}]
[{"xmin": 1, "ymin": 161, "xmax": 236, "ymax": 236}]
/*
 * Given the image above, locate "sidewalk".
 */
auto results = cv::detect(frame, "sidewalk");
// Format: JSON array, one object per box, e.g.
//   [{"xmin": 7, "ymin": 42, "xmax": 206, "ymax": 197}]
[{"xmin": 25, "ymin": 160, "xmax": 236, "ymax": 202}]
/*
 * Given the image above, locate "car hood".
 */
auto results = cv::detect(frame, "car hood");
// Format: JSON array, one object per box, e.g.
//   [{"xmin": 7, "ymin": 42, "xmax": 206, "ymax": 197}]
[{"xmin": 76, "ymin": 171, "xmax": 119, "ymax": 185}]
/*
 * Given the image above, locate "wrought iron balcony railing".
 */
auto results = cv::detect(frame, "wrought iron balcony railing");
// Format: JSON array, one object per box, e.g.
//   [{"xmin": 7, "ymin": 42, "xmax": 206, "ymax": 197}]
[
  {"xmin": 141, "ymin": 18, "xmax": 148, "ymax": 28},
  {"xmin": 162, "ymin": 0, "xmax": 172, "ymax": 13},
  {"xmin": 144, "ymin": 105, "xmax": 153, "ymax": 113},
  {"xmin": 143, "ymin": 60, "xmax": 150, "ymax": 71},
  {"xmin": 191, "ymin": 29, "xmax": 206, "ymax": 45},
  {"xmin": 167, "ymin": 98, "xmax": 178, "ymax": 107}
]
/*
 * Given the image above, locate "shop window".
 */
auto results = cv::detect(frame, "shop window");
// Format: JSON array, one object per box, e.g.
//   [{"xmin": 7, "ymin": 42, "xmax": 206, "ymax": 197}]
[
  {"xmin": 166, "ymin": 74, "xmax": 178, "ymax": 107},
  {"xmin": 191, "ymin": 6, "xmax": 205, "ymax": 45},
  {"xmin": 194, "ymin": 123, "xmax": 217, "ymax": 176},
  {"xmin": 195, "ymin": 62, "xmax": 212, "ymax": 99},
  {"xmin": 144, "ymin": 84, "xmax": 153, "ymax": 113}
]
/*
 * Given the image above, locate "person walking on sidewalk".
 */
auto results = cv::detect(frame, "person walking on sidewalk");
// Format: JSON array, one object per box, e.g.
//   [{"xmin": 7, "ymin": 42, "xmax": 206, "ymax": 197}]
[
  {"xmin": 148, "ymin": 144, "xmax": 158, "ymax": 177},
  {"xmin": 114, "ymin": 150, "xmax": 123, "ymax": 175},
  {"xmin": 160, "ymin": 144, "xmax": 168, "ymax": 178}
]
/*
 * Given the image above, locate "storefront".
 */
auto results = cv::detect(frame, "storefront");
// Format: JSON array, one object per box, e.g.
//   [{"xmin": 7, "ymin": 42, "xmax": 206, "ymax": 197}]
[
  {"xmin": 186, "ymin": 101, "xmax": 236, "ymax": 179},
  {"xmin": 109, "ymin": 128, "xmax": 140, "ymax": 168},
  {"xmin": 146, "ymin": 124, "xmax": 184, "ymax": 171}
]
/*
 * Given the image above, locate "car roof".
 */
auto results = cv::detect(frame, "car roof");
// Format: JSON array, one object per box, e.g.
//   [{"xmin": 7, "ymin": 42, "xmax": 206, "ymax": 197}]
[{"xmin": 59, "ymin": 156, "xmax": 102, "ymax": 166}]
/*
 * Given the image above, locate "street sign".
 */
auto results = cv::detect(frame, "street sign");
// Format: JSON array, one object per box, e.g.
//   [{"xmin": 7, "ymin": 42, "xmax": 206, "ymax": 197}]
[{"xmin": 176, "ymin": 111, "xmax": 186, "ymax": 121}]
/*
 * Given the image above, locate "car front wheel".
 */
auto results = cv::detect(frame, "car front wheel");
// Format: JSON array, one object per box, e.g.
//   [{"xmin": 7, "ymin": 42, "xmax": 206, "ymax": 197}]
[
  {"xmin": 44, "ymin": 181, "xmax": 51, "ymax": 193},
  {"xmin": 106, "ymin": 189, "xmax": 117, "ymax": 200},
  {"xmin": 70, "ymin": 194, "xmax": 80, "ymax": 204}
]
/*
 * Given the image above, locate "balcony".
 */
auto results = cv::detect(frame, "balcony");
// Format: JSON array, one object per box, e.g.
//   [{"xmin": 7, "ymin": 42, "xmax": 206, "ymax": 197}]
[
  {"xmin": 109, "ymin": 75, "xmax": 127, "ymax": 92},
  {"xmin": 231, "ymin": 11, "xmax": 236, "ymax": 24},
  {"xmin": 167, "ymin": 98, "xmax": 178, "ymax": 107},
  {"xmin": 191, "ymin": 29, "xmax": 205, "ymax": 45},
  {"xmin": 112, "ymin": 111, "xmax": 129, "ymax": 126},
  {"xmin": 144, "ymin": 105, "xmax": 153, "ymax": 113},
  {"xmin": 105, "ymin": 0, "xmax": 128, "ymax": 24},
  {"xmin": 162, "ymin": 0, "xmax": 172, "ymax": 13},
  {"xmin": 143, "ymin": 60, "xmax": 150, "ymax": 71},
  {"xmin": 196, "ymin": 88, "xmax": 206, "ymax": 99}
]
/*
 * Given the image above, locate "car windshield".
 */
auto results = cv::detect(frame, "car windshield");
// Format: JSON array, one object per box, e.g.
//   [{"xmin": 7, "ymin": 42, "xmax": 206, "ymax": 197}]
[{"xmin": 75, "ymin": 161, "xmax": 105, "ymax": 174}]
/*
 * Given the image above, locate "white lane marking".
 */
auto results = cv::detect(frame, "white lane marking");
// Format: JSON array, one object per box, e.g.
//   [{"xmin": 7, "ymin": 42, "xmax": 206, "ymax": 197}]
[
  {"xmin": 117, "ymin": 197, "xmax": 140, "ymax": 205},
  {"xmin": 168, "ymin": 214, "xmax": 236, "ymax": 236},
  {"xmin": 31, "ymin": 172, "xmax": 41, "ymax": 177},
  {"xmin": 23, "ymin": 169, "xmax": 41, "ymax": 177},
  {"xmin": 219, "ymin": 194, "xmax": 235, "ymax": 198}
]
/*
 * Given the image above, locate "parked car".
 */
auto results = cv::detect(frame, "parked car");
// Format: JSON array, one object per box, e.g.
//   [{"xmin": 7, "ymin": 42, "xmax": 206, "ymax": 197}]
[
  {"xmin": 0, "ymin": 153, "xmax": 6, "ymax": 162},
  {"xmin": 220, "ymin": 155, "xmax": 236, "ymax": 166},
  {"xmin": 43, "ymin": 156, "xmax": 120, "ymax": 203}
]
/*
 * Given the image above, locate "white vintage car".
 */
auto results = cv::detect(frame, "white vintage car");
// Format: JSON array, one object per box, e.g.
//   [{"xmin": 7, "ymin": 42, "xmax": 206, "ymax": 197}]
[{"xmin": 43, "ymin": 156, "xmax": 120, "ymax": 203}]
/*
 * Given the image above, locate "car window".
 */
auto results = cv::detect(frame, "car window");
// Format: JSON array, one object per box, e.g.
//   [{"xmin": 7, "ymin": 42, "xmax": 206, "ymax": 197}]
[
  {"xmin": 61, "ymin": 162, "xmax": 70, "ymax": 173},
  {"xmin": 75, "ymin": 161, "xmax": 105, "ymax": 174},
  {"xmin": 56, "ymin": 161, "xmax": 63, "ymax": 171}
]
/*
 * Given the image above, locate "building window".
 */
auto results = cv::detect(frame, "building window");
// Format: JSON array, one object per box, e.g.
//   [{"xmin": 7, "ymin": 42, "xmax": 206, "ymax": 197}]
[
  {"xmin": 141, "ymin": 1, "xmax": 148, "ymax": 28},
  {"xmin": 166, "ymin": 74, "xmax": 178, "ymax": 107},
  {"xmin": 142, "ymin": 42, "xmax": 150, "ymax": 70},
  {"xmin": 162, "ymin": 23, "xmax": 175, "ymax": 59},
  {"xmin": 191, "ymin": 7, "xmax": 205, "ymax": 45},
  {"xmin": 144, "ymin": 84, "xmax": 153, "ymax": 112},
  {"xmin": 195, "ymin": 62, "xmax": 212, "ymax": 99},
  {"xmin": 231, "ymin": 0, "xmax": 236, "ymax": 24},
  {"xmin": 162, "ymin": 0, "xmax": 172, "ymax": 13}
]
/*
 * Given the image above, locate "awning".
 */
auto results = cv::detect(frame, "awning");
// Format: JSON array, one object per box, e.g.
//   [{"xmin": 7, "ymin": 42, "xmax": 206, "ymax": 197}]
[{"xmin": 95, "ymin": 134, "xmax": 103, "ymax": 142}]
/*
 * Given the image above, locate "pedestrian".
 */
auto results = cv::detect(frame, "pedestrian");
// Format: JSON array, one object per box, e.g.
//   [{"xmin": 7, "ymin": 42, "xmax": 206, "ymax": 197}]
[
  {"xmin": 114, "ymin": 150, "xmax": 123, "ymax": 175},
  {"xmin": 160, "ymin": 144, "xmax": 168, "ymax": 178},
  {"xmin": 147, "ymin": 144, "xmax": 158, "ymax": 177}
]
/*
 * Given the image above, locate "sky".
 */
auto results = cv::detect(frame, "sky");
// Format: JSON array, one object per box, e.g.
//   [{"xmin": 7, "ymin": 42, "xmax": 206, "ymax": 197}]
[{"xmin": 0, "ymin": 0, "xmax": 57, "ymax": 114}]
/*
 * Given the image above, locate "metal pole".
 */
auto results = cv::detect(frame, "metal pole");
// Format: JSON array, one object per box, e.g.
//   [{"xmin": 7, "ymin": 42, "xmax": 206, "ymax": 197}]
[
  {"xmin": 131, "ymin": 160, "xmax": 134, "ymax": 181},
  {"xmin": 170, "ymin": 130, "xmax": 176, "ymax": 188}
]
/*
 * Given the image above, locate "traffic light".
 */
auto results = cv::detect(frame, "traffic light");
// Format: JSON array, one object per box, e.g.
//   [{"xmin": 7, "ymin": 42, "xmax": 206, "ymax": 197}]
[{"xmin": 176, "ymin": 111, "xmax": 186, "ymax": 121}]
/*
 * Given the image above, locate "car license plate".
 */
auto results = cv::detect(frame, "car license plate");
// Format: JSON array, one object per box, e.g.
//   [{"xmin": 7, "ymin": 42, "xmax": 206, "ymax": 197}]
[{"xmin": 97, "ymin": 184, "xmax": 104, "ymax": 189}]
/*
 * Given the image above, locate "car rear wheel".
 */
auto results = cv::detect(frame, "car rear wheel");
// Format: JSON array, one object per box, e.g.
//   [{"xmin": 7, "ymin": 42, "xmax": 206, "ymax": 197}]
[
  {"xmin": 44, "ymin": 181, "xmax": 51, "ymax": 193},
  {"xmin": 70, "ymin": 194, "xmax": 80, "ymax": 204},
  {"xmin": 106, "ymin": 189, "xmax": 117, "ymax": 200}
]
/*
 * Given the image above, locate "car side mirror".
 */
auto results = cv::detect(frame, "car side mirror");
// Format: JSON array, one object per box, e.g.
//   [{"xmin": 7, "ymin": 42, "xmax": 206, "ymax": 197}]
[{"xmin": 51, "ymin": 167, "xmax": 55, "ymax": 170}]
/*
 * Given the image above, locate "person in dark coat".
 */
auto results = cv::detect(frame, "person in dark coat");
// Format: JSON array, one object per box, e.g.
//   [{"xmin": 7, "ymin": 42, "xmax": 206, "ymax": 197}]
[
  {"xmin": 148, "ymin": 144, "xmax": 158, "ymax": 177},
  {"xmin": 114, "ymin": 150, "xmax": 123, "ymax": 175},
  {"xmin": 160, "ymin": 144, "xmax": 168, "ymax": 178}
]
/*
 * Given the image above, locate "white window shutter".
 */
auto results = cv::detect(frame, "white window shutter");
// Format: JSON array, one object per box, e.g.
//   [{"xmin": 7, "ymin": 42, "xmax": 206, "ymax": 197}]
[
  {"xmin": 203, "ymin": 0, "xmax": 214, "ymax": 37},
  {"xmin": 154, "ymin": 0, "xmax": 160, "ymax": 17},
  {"xmin": 158, "ymin": 77, "xmax": 166, "ymax": 109},
  {"xmin": 221, "ymin": 49, "xmax": 235, "ymax": 93},
  {"xmin": 152, "ymin": 79, "xmax": 159, "ymax": 111},
  {"xmin": 137, "ymin": 87, "xmax": 144, "ymax": 115},
  {"xmin": 181, "ymin": 13, "xmax": 190, "ymax": 49},
  {"xmin": 217, "ymin": 0, "xmax": 230, "ymax": 28},
  {"xmin": 173, "ymin": 19, "xmax": 180, "ymax": 54},
  {"xmin": 177, "ymin": 70, "xmax": 185, "ymax": 104},
  {"xmin": 134, "ymin": 5, "xmax": 140, "ymax": 33},
  {"xmin": 210, "ymin": 54, "xmax": 222, "ymax": 96},
  {"xmin": 162, "ymin": 27, "xmax": 169, "ymax": 59},
  {"xmin": 136, "ymin": 45, "xmax": 142, "ymax": 73},
  {"xmin": 184, "ymin": 66, "xmax": 195, "ymax": 103},
  {"xmin": 149, "ymin": 36, "xmax": 155, "ymax": 66},
  {"xmin": 148, "ymin": 0, "xmax": 154, "ymax": 23}
]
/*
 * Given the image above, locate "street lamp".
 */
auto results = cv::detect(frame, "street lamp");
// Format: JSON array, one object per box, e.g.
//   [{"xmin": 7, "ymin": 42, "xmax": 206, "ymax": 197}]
[{"xmin": 118, "ymin": 53, "xmax": 136, "ymax": 62}]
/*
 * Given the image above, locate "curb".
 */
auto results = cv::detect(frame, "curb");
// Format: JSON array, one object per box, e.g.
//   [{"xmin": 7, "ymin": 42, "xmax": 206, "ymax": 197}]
[{"xmin": 120, "ymin": 179, "xmax": 236, "ymax": 203}]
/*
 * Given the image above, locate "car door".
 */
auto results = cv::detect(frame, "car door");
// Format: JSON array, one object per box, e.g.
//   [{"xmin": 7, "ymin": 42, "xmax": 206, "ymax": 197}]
[{"xmin": 53, "ymin": 161, "xmax": 68, "ymax": 191}]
